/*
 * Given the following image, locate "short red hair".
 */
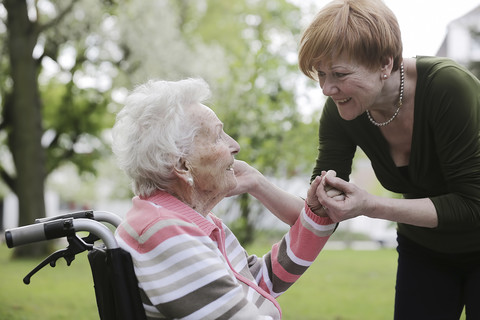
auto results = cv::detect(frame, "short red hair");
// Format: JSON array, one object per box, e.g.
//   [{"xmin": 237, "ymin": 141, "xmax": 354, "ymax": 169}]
[{"xmin": 298, "ymin": 0, "xmax": 403, "ymax": 80}]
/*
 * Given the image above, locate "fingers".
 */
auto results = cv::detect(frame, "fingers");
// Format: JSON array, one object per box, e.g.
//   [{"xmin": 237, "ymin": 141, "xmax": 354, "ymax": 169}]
[
  {"xmin": 307, "ymin": 176, "xmax": 322, "ymax": 200},
  {"xmin": 322, "ymin": 170, "xmax": 336, "ymax": 191},
  {"xmin": 306, "ymin": 176, "xmax": 329, "ymax": 216},
  {"xmin": 323, "ymin": 170, "xmax": 336, "ymax": 185},
  {"xmin": 323, "ymin": 170, "xmax": 349, "ymax": 193},
  {"xmin": 332, "ymin": 193, "xmax": 346, "ymax": 201},
  {"xmin": 309, "ymin": 171, "xmax": 345, "ymax": 209},
  {"xmin": 325, "ymin": 186, "xmax": 342, "ymax": 198},
  {"xmin": 319, "ymin": 170, "xmax": 344, "ymax": 201}
]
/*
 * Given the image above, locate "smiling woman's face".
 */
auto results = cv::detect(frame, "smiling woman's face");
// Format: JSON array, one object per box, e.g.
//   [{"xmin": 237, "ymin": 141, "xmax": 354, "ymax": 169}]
[
  {"xmin": 316, "ymin": 53, "xmax": 384, "ymax": 120},
  {"xmin": 186, "ymin": 103, "xmax": 240, "ymax": 201}
]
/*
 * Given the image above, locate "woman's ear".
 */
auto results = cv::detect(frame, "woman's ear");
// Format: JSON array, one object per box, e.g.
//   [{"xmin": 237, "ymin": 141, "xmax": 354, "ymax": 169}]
[
  {"xmin": 379, "ymin": 57, "xmax": 394, "ymax": 80},
  {"xmin": 174, "ymin": 157, "xmax": 193, "ymax": 185},
  {"xmin": 381, "ymin": 56, "xmax": 394, "ymax": 73}
]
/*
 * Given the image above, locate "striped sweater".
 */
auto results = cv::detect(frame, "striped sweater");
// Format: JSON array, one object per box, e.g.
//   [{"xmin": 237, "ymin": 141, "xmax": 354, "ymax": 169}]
[{"xmin": 115, "ymin": 191, "xmax": 336, "ymax": 319}]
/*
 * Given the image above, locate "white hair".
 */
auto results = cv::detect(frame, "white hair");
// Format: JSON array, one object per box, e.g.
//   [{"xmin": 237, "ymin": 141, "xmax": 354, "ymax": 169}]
[{"xmin": 112, "ymin": 78, "xmax": 211, "ymax": 197}]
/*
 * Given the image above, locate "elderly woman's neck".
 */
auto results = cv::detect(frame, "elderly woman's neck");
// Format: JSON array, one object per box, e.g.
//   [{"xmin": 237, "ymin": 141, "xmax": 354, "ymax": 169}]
[{"xmin": 171, "ymin": 187, "xmax": 222, "ymax": 217}]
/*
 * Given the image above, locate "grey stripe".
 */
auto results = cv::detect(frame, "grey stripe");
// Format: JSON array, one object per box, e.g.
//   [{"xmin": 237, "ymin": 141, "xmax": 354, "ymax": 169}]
[{"xmin": 300, "ymin": 213, "xmax": 336, "ymax": 237}]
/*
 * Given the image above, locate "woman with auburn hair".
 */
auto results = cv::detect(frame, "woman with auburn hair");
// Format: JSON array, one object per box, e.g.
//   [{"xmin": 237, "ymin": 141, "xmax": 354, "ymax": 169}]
[{"xmin": 261, "ymin": 0, "xmax": 480, "ymax": 318}]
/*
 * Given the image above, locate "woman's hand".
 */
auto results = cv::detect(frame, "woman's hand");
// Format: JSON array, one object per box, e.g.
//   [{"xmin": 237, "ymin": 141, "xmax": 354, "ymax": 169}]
[
  {"xmin": 316, "ymin": 173, "xmax": 370, "ymax": 222},
  {"xmin": 226, "ymin": 160, "xmax": 261, "ymax": 197},
  {"xmin": 316, "ymin": 172, "xmax": 439, "ymax": 227},
  {"xmin": 226, "ymin": 160, "xmax": 305, "ymax": 226},
  {"xmin": 307, "ymin": 170, "xmax": 344, "ymax": 217}
]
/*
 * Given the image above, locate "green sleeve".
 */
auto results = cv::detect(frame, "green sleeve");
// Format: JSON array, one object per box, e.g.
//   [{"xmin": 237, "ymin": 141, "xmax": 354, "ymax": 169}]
[
  {"xmin": 422, "ymin": 60, "xmax": 480, "ymax": 229},
  {"xmin": 310, "ymin": 98, "xmax": 357, "ymax": 183}
]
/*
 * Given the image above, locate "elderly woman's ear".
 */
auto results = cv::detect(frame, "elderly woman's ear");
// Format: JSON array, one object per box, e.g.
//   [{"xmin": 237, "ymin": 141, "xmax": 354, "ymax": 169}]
[{"xmin": 174, "ymin": 157, "xmax": 194, "ymax": 186}]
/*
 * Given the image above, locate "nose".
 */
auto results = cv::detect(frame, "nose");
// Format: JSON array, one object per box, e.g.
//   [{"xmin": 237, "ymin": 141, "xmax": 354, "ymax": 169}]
[
  {"xmin": 229, "ymin": 135, "xmax": 240, "ymax": 155},
  {"xmin": 320, "ymin": 77, "xmax": 339, "ymax": 97}
]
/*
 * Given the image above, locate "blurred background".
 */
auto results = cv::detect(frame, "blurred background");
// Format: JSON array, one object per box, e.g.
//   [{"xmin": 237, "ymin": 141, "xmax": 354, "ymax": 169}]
[
  {"xmin": 1, "ymin": 1, "xmax": 479, "ymax": 319},
  {"xmin": 1, "ymin": 0, "xmax": 479, "ymax": 256}
]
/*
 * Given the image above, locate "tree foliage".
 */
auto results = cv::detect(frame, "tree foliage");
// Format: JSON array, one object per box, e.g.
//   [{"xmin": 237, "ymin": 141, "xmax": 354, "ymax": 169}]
[
  {"xmin": 104, "ymin": 0, "xmax": 322, "ymax": 244},
  {"xmin": 0, "ymin": 0, "xmax": 120, "ymax": 257},
  {"xmin": 171, "ymin": 0, "xmax": 320, "ymax": 243},
  {"xmin": 0, "ymin": 0, "xmax": 323, "ymax": 251}
]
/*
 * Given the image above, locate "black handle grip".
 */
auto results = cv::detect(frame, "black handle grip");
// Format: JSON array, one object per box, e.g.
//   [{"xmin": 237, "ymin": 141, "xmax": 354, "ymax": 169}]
[{"xmin": 5, "ymin": 219, "xmax": 75, "ymax": 248}]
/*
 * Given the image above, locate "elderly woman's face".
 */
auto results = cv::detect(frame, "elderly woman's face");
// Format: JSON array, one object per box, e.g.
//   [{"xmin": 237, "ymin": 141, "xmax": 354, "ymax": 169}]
[{"xmin": 187, "ymin": 103, "xmax": 240, "ymax": 199}]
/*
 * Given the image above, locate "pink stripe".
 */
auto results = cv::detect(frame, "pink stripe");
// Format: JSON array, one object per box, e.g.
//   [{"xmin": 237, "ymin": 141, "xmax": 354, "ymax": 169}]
[
  {"xmin": 270, "ymin": 244, "xmax": 299, "ymax": 283},
  {"xmin": 118, "ymin": 219, "xmax": 207, "ymax": 254},
  {"xmin": 288, "ymin": 219, "xmax": 327, "ymax": 261}
]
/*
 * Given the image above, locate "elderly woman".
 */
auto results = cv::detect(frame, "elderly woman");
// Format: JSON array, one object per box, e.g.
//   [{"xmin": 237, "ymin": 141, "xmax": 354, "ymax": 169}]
[
  {"xmin": 291, "ymin": 0, "xmax": 480, "ymax": 319},
  {"xmin": 111, "ymin": 78, "xmax": 337, "ymax": 319}
]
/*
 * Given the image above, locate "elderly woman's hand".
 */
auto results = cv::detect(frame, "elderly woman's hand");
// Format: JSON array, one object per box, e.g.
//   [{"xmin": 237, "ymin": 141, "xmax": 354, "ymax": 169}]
[
  {"xmin": 307, "ymin": 170, "xmax": 345, "ymax": 217},
  {"xmin": 226, "ymin": 160, "xmax": 261, "ymax": 197}
]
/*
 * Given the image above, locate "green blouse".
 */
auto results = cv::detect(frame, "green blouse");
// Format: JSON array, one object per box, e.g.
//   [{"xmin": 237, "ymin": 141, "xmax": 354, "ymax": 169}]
[{"xmin": 312, "ymin": 56, "xmax": 480, "ymax": 253}]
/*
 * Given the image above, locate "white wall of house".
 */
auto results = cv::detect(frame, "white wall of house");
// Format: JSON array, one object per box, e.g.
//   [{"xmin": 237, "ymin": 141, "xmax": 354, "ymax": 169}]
[{"xmin": 438, "ymin": 5, "xmax": 480, "ymax": 64}]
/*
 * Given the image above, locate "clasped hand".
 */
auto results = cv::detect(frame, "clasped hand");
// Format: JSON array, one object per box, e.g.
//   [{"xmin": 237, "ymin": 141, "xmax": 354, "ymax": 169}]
[
  {"xmin": 309, "ymin": 170, "xmax": 369, "ymax": 222},
  {"xmin": 306, "ymin": 170, "xmax": 345, "ymax": 217}
]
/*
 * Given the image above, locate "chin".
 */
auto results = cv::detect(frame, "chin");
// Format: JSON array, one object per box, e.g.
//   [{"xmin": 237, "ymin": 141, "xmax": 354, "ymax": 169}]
[
  {"xmin": 339, "ymin": 112, "xmax": 360, "ymax": 121},
  {"xmin": 221, "ymin": 180, "xmax": 237, "ymax": 195},
  {"xmin": 227, "ymin": 180, "xmax": 238, "ymax": 192}
]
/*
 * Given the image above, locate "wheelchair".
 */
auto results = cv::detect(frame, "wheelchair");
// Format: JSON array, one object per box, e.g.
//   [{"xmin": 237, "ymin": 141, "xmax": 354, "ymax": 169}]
[{"xmin": 4, "ymin": 210, "xmax": 147, "ymax": 320}]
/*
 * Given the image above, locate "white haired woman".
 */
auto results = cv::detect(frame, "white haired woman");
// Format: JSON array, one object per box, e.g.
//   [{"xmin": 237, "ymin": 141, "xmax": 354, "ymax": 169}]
[{"xmin": 112, "ymin": 78, "xmax": 338, "ymax": 319}]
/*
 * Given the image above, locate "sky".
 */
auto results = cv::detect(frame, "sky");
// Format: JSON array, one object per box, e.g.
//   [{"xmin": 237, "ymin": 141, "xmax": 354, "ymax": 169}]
[{"xmin": 385, "ymin": 0, "xmax": 480, "ymax": 57}]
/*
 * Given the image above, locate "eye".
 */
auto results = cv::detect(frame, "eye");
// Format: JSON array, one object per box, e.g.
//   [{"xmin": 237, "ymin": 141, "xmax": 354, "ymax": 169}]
[
  {"xmin": 335, "ymin": 72, "xmax": 348, "ymax": 78},
  {"xmin": 215, "ymin": 128, "xmax": 227, "ymax": 143},
  {"xmin": 317, "ymin": 71, "xmax": 326, "ymax": 78}
]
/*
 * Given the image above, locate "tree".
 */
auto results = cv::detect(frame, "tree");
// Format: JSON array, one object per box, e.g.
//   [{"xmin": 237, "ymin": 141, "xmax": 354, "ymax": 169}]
[
  {"xmin": 170, "ymin": 0, "xmax": 320, "ymax": 244},
  {"xmin": 95, "ymin": 0, "xmax": 320, "ymax": 245},
  {"xmin": 0, "ymin": 0, "xmax": 323, "ymax": 253},
  {"xmin": 0, "ymin": 0, "xmax": 118, "ymax": 257},
  {"xmin": 2, "ymin": 0, "xmax": 48, "ymax": 257},
  {"xmin": 105, "ymin": 0, "xmax": 322, "ymax": 245}
]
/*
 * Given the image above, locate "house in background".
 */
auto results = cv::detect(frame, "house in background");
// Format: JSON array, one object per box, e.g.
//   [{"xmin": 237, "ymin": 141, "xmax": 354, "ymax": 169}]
[{"xmin": 436, "ymin": 4, "xmax": 480, "ymax": 67}]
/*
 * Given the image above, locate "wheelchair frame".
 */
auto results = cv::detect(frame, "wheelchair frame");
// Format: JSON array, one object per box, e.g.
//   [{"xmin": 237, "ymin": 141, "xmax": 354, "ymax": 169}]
[{"xmin": 4, "ymin": 210, "xmax": 146, "ymax": 320}]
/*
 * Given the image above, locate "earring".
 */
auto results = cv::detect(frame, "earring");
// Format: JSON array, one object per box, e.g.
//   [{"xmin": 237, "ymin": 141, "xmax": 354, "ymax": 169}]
[
  {"xmin": 187, "ymin": 177, "xmax": 194, "ymax": 186},
  {"xmin": 383, "ymin": 74, "xmax": 388, "ymax": 79}
]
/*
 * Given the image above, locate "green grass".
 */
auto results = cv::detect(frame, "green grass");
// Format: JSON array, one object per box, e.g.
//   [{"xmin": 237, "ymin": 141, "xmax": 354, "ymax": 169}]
[
  {"xmin": 0, "ymin": 242, "xmax": 99, "ymax": 320},
  {"xmin": 247, "ymin": 243, "xmax": 398, "ymax": 320},
  {"xmin": 0, "ymin": 240, "xmax": 465, "ymax": 320},
  {"xmin": 277, "ymin": 250, "xmax": 397, "ymax": 320}
]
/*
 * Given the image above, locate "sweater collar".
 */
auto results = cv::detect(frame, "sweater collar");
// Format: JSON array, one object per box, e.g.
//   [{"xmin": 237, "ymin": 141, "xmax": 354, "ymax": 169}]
[{"xmin": 142, "ymin": 190, "xmax": 220, "ymax": 236}]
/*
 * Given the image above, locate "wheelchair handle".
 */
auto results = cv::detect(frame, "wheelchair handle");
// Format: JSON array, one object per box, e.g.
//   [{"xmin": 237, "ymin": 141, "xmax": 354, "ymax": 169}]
[
  {"xmin": 35, "ymin": 210, "xmax": 122, "ymax": 227},
  {"xmin": 5, "ymin": 218, "xmax": 119, "ymax": 249}
]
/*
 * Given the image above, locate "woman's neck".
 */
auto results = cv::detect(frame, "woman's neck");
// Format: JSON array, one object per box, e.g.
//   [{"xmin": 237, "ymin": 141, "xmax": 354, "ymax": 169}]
[{"xmin": 171, "ymin": 185, "xmax": 222, "ymax": 217}]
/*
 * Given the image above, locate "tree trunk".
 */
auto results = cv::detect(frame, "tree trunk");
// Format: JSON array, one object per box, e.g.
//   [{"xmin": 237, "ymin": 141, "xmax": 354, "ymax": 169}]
[
  {"xmin": 5, "ymin": 0, "xmax": 48, "ymax": 257},
  {"xmin": 238, "ymin": 193, "xmax": 255, "ymax": 245}
]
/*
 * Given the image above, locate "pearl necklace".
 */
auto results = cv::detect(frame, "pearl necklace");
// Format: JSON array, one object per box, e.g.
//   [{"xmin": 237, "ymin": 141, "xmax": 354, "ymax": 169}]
[{"xmin": 366, "ymin": 62, "xmax": 405, "ymax": 127}]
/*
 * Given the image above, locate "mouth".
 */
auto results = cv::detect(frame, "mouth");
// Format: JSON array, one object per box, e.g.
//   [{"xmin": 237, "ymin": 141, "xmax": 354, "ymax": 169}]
[
  {"xmin": 227, "ymin": 163, "xmax": 234, "ymax": 172},
  {"xmin": 335, "ymin": 97, "xmax": 352, "ymax": 104}
]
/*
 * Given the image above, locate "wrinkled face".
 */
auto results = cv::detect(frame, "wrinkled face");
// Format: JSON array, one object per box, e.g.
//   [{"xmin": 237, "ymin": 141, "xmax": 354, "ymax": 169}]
[
  {"xmin": 316, "ymin": 53, "xmax": 383, "ymax": 120},
  {"xmin": 187, "ymin": 103, "xmax": 240, "ymax": 199}
]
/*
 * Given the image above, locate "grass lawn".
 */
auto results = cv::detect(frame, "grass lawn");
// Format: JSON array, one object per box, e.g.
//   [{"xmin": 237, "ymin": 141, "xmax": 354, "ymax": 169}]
[
  {"xmin": 277, "ymin": 249, "xmax": 397, "ymax": 320},
  {"xmin": 0, "ymin": 242, "xmax": 99, "ymax": 320},
  {"xmin": 0, "ymin": 239, "xmax": 466, "ymax": 320}
]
